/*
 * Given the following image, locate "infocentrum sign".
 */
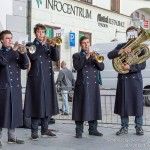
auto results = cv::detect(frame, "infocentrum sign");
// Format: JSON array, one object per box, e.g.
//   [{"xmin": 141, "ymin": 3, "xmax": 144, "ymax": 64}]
[{"xmin": 44, "ymin": 0, "xmax": 92, "ymax": 19}]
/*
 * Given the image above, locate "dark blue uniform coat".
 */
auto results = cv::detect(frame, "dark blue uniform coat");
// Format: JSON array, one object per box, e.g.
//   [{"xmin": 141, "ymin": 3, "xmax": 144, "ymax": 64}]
[
  {"xmin": 72, "ymin": 50, "xmax": 104, "ymax": 121},
  {"xmin": 0, "ymin": 46, "xmax": 29, "ymax": 128},
  {"xmin": 24, "ymin": 39, "xmax": 59, "ymax": 118},
  {"xmin": 107, "ymin": 43, "xmax": 146, "ymax": 116}
]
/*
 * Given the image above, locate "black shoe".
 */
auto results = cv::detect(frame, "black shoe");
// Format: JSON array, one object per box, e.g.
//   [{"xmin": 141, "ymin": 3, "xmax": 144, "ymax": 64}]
[
  {"xmin": 30, "ymin": 134, "xmax": 39, "ymax": 141},
  {"xmin": 76, "ymin": 134, "xmax": 82, "ymax": 138},
  {"xmin": 48, "ymin": 118, "xmax": 55, "ymax": 124},
  {"xmin": 59, "ymin": 109, "xmax": 63, "ymax": 112},
  {"xmin": 89, "ymin": 131, "xmax": 103, "ymax": 136},
  {"xmin": 8, "ymin": 138, "xmax": 24, "ymax": 144},
  {"xmin": 41, "ymin": 129, "xmax": 56, "ymax": 137},
  {"xmin": 0, "ymin": 141, "xmax": 2, "ymax": 148},
  {"xmin": 61, "ymin": 112, "xmax": 69, "ymax": 116},
  {"xmin": 136, "ymin": 127, "xmax": 144, "ymax": 135},
  {"xmin": 116, "ymin": 127, "xmax": 128, "ymax": 136}
]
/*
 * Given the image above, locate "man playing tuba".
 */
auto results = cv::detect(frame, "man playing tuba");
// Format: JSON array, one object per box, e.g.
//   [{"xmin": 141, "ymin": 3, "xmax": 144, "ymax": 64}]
[{"xmin": 108, "ymin": 26, "xmax": 146, "ymax": 136}]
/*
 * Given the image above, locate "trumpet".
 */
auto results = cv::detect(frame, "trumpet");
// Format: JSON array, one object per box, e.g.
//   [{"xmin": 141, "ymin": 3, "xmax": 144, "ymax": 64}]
[
  {"xmin": 26, "ymin": 45, "xmax": 36, "ymax": 54},
  {"xmin": 12, "ymin": 42, "xmax": 36, "ymax": 54},
  {"xmin": 46, "ymin": 36, "xmax": 62, "ymax": 46},
  {"xmin": 91, "ymin": 51, "xmax": 104, "ymax": 63}
]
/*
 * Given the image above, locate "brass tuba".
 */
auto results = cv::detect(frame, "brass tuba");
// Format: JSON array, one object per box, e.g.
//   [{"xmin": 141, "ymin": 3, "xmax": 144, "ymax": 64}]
[
  {"xmin": 92, "ymin": 51, "xmax": 104, "ymax": 63},
  {"xmin": 112, "ymin": 28, "xmax": 150, "ymax": 74}
]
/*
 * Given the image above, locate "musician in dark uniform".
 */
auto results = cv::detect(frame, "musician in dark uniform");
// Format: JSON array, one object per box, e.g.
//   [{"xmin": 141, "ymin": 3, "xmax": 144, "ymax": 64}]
[
  {"xmin": 72, "ymin": 36, "xmax": 104, "ymax": 138},
  {"xmin": 107, "ymin": 26, "xmax": 146, "ymax": 136},
  {"xmin": 24, "ymin": 24, "xmax": 59, "ymax": 140},
  {"xmin": 0, "ymin": 30, "xmax": 29, "ymax": 147}
]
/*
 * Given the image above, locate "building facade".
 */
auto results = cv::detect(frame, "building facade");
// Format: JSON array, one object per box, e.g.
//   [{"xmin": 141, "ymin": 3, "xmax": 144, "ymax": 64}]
[{"xmin": 27, "ymin": 0, "xmax": 150, "ymax": 70}]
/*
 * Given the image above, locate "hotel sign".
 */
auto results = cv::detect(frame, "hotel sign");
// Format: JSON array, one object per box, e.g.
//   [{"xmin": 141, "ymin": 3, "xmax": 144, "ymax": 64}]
[{"xmin": 97, "ymin": 14, "xmax": 125, "ymax": 28}]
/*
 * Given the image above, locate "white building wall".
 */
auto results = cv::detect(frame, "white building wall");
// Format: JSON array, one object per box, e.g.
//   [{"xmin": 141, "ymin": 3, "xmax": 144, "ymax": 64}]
[
  {"xmin": 31, "ymin": 0, "xmax": 130, "ymax": 69},
  {"xmin": 93, "ymin": 0, "xmax": 111, "ymax": 10},
  {"xmin": 120, "ymin": 0, "xmax": 150, "ymax": 16},
  {"xmin": 0, "ymin": 0, "xmax": 13, "ymax": 30}
]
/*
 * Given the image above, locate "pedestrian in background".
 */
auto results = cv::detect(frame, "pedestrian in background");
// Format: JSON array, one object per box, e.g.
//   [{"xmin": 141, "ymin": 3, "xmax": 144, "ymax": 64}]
[{"xmin": 56, "ymin": 61, "xmax": 75, "ymax": 115}]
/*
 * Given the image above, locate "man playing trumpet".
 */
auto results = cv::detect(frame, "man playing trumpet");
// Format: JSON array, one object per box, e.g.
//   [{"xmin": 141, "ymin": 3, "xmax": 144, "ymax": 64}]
[
  {"xmin": 0, "ymin": 30, "xmax": 29, "ymax": 148},
  {"xmin": 24, "ymin": 23, "xmax": 59, "ymax": 140},
  {"xmin": 72, "ymin": 36, "xmax": 104, "ymax": 138}
]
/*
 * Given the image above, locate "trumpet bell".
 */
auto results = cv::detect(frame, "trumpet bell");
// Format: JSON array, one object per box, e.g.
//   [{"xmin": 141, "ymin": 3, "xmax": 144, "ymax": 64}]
[
  {"xmin": 97, "ymin": 56, "xmax": 104, "ymax": 63},
  {"xmin": 46, "ymin": 36, "xmax": 62, "ymax": 46},
  {"xmin": 55, "ymin": 37, "xmax": 62, "ymax": 46},
  {"xmin": 28, "ymin": 45, "xmax": 36, "ymax": 54},
  {"xmin": 92, "ymin": 51, "xmax": 104, "ymax": 63}
]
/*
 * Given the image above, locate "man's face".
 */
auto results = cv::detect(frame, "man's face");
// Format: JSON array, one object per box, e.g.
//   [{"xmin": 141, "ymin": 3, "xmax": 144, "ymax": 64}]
[
  {"xmin": 1, "ymin": 34, "xmax": 13, "ymax": 48},
  {"xmin": 127, "ymin": 29, "xmax": 138, "ymax": 40},
  {"xmin": 80, "ymin": 39, "xmax": 90, "ymax": 52},
  {"xmin": 35, "ymin": 28, "xmax": 45, "ymax": 42}
]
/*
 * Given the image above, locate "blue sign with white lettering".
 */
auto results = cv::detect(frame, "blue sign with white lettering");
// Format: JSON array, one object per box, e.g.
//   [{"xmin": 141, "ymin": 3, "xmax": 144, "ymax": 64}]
[{"xmin": 69, "ymin": 32, "xmax": 75, "ymax": 47}]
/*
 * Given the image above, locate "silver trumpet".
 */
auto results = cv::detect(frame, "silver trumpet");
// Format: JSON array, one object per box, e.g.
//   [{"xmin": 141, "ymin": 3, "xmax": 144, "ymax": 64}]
[
  {"xmin": 26, "ymin": 45, "xmax": 36, "ymax": 54},
  {"xmin": 12, "ymin": 42, "xmax": 36, "ymax": 54}
]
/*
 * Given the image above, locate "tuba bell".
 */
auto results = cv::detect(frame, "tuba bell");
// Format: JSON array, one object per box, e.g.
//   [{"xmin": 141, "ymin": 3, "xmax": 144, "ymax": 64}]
[{"xmin": 112, "ymin": 28, "xmax": 150, "ymax": 74}]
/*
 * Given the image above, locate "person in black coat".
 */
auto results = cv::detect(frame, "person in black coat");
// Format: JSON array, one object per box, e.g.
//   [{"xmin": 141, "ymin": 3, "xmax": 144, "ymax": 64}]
[
  {"xmin": 0, "ymin": 30, "xmax": 29, "ymax": 147},
  {"xmin": 24, "ymin": 24, "xmax": 59, "ymax": 140},
  {"xmin": 107, "ymin": 26, "xmax": 146, "ymax": 136},
  {"xmin": 72, "ymin": 36, "xmax": 104, "ymax": 138}
]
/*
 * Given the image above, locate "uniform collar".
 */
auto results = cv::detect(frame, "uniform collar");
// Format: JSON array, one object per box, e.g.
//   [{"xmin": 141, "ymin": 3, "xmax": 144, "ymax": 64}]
[
  {"xmin": 33, "ymin": 38, "xmax": 47, "ymax": 47},
  {"xmin": 33, "ymin": 39, "xmax": 41, "ymax": 46},
  {"xmin": 0, "ymin": 46, "xmax": 11, "ymax": 52},
  {"xmin": 80, "ymin": 50, "xmax": 87, "ymax": 56}
]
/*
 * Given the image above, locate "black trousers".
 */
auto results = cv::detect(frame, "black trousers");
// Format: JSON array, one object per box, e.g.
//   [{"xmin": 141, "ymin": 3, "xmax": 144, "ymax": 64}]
[
  {"xmin": 75, "ymin": 120, "xmax": 98, "ymax": 134},
  {"xmin": 31, "ymin": 117, "xmax": 48, "ymax": 135}
]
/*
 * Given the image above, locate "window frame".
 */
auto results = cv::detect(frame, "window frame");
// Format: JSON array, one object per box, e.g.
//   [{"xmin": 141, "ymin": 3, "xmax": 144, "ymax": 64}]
[
  {"xmin": 111, "ymin": 0, "xmax": 120, "ymax": 13},
  {"xmin": 45, "ymin": 25, "xmax": 61, "ymax": 71},
  {"xmin": 80, "ymin": 0, "xmax": 92, "ymax": 4}
]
